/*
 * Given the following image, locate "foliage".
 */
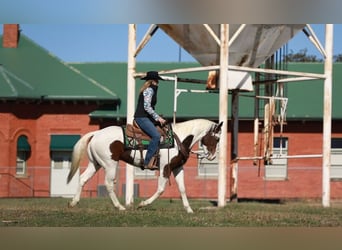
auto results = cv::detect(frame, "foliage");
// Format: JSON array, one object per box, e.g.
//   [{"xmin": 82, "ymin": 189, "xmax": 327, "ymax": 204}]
[
  {"xmin": 334, "ymin": 54, "xmax": 342, "ymax": 62},
  {"xmin": 1, "ymin": 198, "xmax": 342, "ymax": 227},
  {"xmin": 283, "ymin": 48, "xmax": 342, "ymax": 63},
  {"xmin": 283, "ymin": 48, "xmax": 323, "ymax": 62}
]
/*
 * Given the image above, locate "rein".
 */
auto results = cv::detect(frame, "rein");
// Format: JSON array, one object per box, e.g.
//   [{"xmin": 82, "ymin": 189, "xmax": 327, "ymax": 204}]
[
  {"xmin": 190, "ymin": 149, "xmax": 208, "ymax": 159},
  {"xmin": 173, "ymin": 132, "xmax": 190, "ymax": 159}
]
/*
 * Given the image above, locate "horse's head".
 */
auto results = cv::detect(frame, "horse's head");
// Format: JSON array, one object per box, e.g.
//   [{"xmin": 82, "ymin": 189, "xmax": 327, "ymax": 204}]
[{"xmin": 200, "ymin": 121, "xmax": 223, "ymax": 160}]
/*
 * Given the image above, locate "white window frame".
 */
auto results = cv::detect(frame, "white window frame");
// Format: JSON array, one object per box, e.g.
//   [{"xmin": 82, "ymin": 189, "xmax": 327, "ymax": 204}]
[
  {"xmin": 51, "ymin": 151, "xmax": 72, "ymax": 170},
  {"xmin": 198, "ymin": 142, "xmax": 219, "ymax": 177},
  {"xmin": 331, "ymin": 138, "xmax": 342, "ymax": 179},
  {"xmin": 16, "ymin": 151, "xmax": 27, "ymax": 175},
  {"xmin": 134, "ymin": 166, "xmax": 156, "ymax": 178},
  {"xmin": 265, "ymin": 137, "xmax": 288, "ymax": 180}
]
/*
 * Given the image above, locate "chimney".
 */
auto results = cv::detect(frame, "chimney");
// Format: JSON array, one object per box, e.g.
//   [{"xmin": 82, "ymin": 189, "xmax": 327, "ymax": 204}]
[{"xmin": 3, "ymin": 24, "xmax": 19, "ymax": 48}]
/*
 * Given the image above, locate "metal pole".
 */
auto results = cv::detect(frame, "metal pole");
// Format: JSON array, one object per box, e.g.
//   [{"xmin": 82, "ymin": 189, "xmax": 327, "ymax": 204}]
[
  {"xmin": 173, "ymin": 75, "xmax": 178, "ymax": 124},
  {"xmin": 254, "ymin": 74, "xmax": 260, "ymax": 166},
  {"xmin": 218, "ymin": 24, "xmax": 229, "ymax": 207},
  {"xmin": 125, "ymin": 24, "xmax": 136, "ymax": 206},
  {"xmin": 135, "ymin": 65, "xmax": 325, "ymax": 80},
  {"xmin": 230, "ymin": 90, "xmax": 239, "ymax": 199},
  {"xmin": 322, "ymin": 24, "xmax": 333, "ymax": 207}
]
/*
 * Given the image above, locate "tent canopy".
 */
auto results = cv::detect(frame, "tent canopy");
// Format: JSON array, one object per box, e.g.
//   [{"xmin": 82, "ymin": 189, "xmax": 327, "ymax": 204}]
[{"xmin": 158, "ymin": 24, "xmax": 305, "ymax": 67}]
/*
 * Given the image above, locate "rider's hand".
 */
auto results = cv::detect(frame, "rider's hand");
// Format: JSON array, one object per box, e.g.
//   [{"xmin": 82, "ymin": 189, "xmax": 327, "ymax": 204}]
[{"xmin": 158, "ymin": 117, "xmax": 166, "ymax": 125}]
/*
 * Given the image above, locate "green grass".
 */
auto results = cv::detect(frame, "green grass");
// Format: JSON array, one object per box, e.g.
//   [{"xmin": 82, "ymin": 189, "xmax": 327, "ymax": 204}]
[{"xmin": 1, "ymin": 197, "xmax": 342, "ymax": 227}]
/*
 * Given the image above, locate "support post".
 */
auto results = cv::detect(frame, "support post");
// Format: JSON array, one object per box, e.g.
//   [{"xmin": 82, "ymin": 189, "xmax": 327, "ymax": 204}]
[
  {"xmin": 322, "ymin": 24, "xmax": 333, "ymax": 207},
  {"xmin": 230, "ymin": 90, "xmax": 239, "ymax": 199},
  {"xmin": 254, "ymin": 74, "xmax": 260, "ymax": 166},
  {"xmin": 218, "ymin": 24, "xmax": 229, "ymax": 207},
  {"xmin": 126, "ymin": 24, "xmax": 136, "ymax": 207}
]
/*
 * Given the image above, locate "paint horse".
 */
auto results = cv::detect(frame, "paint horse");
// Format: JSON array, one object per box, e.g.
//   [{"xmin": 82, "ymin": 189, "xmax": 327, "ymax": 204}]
[{"xmin": 67, "ymin": 119, "xmax": 223, "ymax": 213}]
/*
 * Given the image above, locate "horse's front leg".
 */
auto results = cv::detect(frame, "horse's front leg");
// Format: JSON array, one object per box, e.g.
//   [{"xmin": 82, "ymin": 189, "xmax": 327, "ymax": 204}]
[
  {"xmin": 137, "ymin": 172, "xmax": 168, "ymax": 209},
  {"xmin": 173, "ymin": 167, "xmax": 193, "ymax": 213},
  {"xmin": 104, "ymin": 163, "xmax": 126, "ymax": 211}
]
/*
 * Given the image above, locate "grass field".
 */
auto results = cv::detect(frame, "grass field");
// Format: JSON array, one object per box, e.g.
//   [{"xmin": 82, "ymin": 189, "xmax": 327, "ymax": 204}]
[{"xmin": 1, "ymin": 197, "xmax": 342, "ymax": 227}]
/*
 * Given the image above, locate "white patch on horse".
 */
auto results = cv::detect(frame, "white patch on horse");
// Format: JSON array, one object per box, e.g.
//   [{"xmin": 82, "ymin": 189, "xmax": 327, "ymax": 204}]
[{"xmin": 67, "ymin": 119, "xmax": 222, "ymax": 213}]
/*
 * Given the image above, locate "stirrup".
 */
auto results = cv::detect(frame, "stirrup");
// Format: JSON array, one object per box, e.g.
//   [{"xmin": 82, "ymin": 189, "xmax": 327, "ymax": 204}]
[{"xmin": 144, "ymin": 156, "xmax": 159, "ymax": 170}]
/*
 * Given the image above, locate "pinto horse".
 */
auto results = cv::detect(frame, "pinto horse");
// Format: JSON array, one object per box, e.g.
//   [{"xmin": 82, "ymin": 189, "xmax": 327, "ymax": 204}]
[{"xmin": 67, "ymin": 119, "xmax": 223, "ymax": 213}]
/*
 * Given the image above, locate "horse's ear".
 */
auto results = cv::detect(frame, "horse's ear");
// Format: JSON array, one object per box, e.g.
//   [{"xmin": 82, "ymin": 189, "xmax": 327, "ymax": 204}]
[{"xmin": 215, "ymin": 121, "xmax": 223, "ymax": 133}]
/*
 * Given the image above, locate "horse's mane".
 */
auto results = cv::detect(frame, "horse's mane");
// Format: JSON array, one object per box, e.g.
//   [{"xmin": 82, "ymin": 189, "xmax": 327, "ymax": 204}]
[
  {"xmin": 173, "ymin": 118, "xmax": 215, "ymax": 129},
  {"xmin": 172, "ymin": 119, "xmax": 215, "ymax": 142}
]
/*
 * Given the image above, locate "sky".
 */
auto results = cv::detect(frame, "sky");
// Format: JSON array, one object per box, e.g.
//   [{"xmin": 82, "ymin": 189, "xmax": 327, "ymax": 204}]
[{"xmin": 1, "ymin": 24, "xmax": 342, "ymax": 63}]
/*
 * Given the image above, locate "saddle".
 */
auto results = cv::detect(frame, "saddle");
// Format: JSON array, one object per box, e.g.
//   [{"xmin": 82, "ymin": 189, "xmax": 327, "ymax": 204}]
[
  {"xmin": 122, "ymin": 121, "xmax": 191, "ymax": 172},
  {"xmin": 123, "ymin": 120, "xmax": 174, "ymax": 151}
]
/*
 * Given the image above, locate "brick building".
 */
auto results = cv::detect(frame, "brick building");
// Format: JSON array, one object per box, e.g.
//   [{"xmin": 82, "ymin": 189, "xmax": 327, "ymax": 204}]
[{"xmin": 1, "ymin": 24, "xmax": 342, "ymax": 201}]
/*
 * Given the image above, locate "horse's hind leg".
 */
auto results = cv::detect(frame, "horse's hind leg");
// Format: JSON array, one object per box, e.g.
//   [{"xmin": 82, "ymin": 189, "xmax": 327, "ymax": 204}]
[
  {"xmin": 69, "ymin": 162, "xmax": 97, "ymax": 207},
  {"xmin": 104, "ymin": 162, "xmax": 126, "ymax": 211}
]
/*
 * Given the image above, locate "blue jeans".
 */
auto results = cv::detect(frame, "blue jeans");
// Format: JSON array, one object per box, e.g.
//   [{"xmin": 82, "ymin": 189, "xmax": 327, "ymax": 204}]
[{"xmin": 134, "ymin": 117, "xmax": 161, "ymax": 165}]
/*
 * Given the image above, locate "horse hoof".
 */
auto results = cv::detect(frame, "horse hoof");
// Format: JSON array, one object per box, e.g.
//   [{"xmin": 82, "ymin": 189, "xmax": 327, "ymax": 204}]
[
  {"xmin": 137, "ymin": 201, "xmax": 145, "ymax": 209},
  {"xmin": 68, "ymin": 201, "xmax": 77, "ymax": 208},
  {"xmin": 186, "ymin": 208, "xmax": 194, "ymax": 213}
]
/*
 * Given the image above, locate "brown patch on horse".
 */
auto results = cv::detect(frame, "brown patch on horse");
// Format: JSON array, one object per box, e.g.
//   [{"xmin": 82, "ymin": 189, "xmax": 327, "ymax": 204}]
[
  {"xmin": 200, "ymin": 122, "xmax": 222, "ymax": 154},
  {"xmin": 110, "ymin": 141, "xmax": 124, "ymax": 161},
  {"xmin": 201, "ymin": 131, "xmax": 218, "ymax": 154},
  {"xmin": 163, "ymin": 135, "xmax": 194, "ymax": 178},
  {"xmin": 109, "ymin": 140, "xmax": 134, "ymax": 165}
]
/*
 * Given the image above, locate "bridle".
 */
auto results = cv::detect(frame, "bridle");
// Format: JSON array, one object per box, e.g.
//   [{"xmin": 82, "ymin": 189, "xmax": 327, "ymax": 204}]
[{"xmin": 191, "ymin": 123, "xmax": 222, "ymax": 160}]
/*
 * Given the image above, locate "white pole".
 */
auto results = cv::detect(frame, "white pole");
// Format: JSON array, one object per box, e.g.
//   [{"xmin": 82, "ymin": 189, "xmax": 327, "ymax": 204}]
[
  {"xmin": 126, "ymin": 24, "xmax": 136, "ymax": 206},
  {"xmin": 173, "ymin": 75, "xmax": 178, "ymax": 124},
  {"xmin": 322, "ymin": 24, "xmax": 333, "ymax": 207},
  {"xmin": 218, "ymin": 24, "xmax": 229, "ymax": 207},
  {"xmin": 135, "ymin": 65, "xmax": 324, "ymax": 80}
]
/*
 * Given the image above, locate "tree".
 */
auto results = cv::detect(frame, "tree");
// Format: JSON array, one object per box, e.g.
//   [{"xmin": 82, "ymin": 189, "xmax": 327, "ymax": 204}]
[
  {"xmin": 334, "ymin": 54, "xmax": 342, "ymax": 62},
  {"xmin": 283, "ymin": 48, "xmax": 323, "ymax": 62}
]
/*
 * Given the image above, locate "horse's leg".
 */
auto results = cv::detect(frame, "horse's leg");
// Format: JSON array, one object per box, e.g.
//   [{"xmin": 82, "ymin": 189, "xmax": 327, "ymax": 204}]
[
  {"xmin": 69, "ymin": 162, "xmax": 97, "ymax": 207},
  {"xmin": 137, "ymin": 172, "xmax": 169, "ymax": 209},
  {"xmin": 173, "ymin": 167, "xmax": 193, "ymax": 213},
  {"xmin": 104, "ymin": 161, "xmax": 126, "ymax": 211}
]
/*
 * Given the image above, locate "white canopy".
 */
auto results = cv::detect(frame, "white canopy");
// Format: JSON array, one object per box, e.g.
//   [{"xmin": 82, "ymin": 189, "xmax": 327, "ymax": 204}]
[{"xmin": 158, "ymin": 24, "xmax": 305, "ymax": 67}]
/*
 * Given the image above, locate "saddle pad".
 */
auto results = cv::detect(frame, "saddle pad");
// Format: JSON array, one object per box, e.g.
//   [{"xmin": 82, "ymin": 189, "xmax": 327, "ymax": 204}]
[{"xmin": 122, "ymin": 125, "xmax": 174, "ymax": 150}]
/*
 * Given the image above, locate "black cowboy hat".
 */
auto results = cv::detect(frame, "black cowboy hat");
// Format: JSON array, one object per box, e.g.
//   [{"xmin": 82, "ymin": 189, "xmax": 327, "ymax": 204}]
[{"xmin": 141, "ymin": 71, "xmax": 163, "ymax": 80}]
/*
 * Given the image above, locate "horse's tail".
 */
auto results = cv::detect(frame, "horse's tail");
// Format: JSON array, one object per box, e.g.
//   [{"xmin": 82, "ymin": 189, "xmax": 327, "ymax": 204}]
[{"xmin": 67, "ymin": 131, "xmax": 96, "ymax": 184}]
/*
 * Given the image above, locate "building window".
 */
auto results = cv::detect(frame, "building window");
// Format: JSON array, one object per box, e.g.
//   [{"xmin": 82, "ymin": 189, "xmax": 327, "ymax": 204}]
[
  {"xmin": 49, "ymin": 135, "xmax": 81, "ymax": 197},
  {"xmin": 134, "ymin": 166, "xmax": 156, "ymax": 178},
  {"xmin": 198, "ymin": 142, "xmax": 218, "ymax": 177},
  {"xmin": 51, "ymin": 151, "xmax": 71, "ymax": 170},
  {"xmin": 49, "ymin": 134, "xmax": 80, "ymax": 168},
  {"xmin": 331, "ymin": 138, "xmax": 342, "ymax": 179},
  {"xmin": 49, "ymin": 134, "xmax": 80, "ymax": 169},
  {"xmin": 265, "ymin": 137, "xmax": 288, "ymax": 180},
  {"xmin": 16, "ymin": 135, "xmax": 31, "ymax": 176},
  {"xmin": 16, "ymin": 151, "xmax": 27, "ymax": 175}
]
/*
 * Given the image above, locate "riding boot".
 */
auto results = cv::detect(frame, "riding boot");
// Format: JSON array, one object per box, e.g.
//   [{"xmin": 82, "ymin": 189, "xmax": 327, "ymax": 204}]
[{"xmin": 144, "ymin": 156, "xmax": 158, "ymax": 170}]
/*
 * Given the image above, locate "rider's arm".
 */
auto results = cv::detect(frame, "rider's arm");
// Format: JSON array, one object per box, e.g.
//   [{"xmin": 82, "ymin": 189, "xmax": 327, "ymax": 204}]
[{"xmin": 143, "ymin": 87, "xmax": 160, "ymax": 121}]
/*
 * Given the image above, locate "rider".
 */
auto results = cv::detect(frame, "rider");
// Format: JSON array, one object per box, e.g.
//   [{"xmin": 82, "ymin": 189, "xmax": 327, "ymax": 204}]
[{"xmin": 134, "ymin": 71, "xmax": 167, "ymax": 170}]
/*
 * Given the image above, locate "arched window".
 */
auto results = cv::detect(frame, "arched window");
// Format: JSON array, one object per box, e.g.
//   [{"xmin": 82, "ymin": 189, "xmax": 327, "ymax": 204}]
[{"xmin": 16, "ymin": 135, "xmax": 31, "ymax": 176}]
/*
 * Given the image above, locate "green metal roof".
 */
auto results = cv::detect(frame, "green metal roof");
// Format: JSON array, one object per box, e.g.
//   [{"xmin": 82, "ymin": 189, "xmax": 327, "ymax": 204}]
[
  {"xmin": 73, "ymin": 62, "xmax": 214, "ymax": 119},
  {"xmin": 0, "ymin": 35, "xmax": 118, "ymax": 102},
  {"xmin": 72, "ymin": 62, "xmax": 342, "ymax": 120},
  {"xmin": 286, "ymin": 63, "xmax": 324, "ymax": 119},
  {"xmin": 2, "ymin": 33, "xmax": 341, "ymax": 120}
]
